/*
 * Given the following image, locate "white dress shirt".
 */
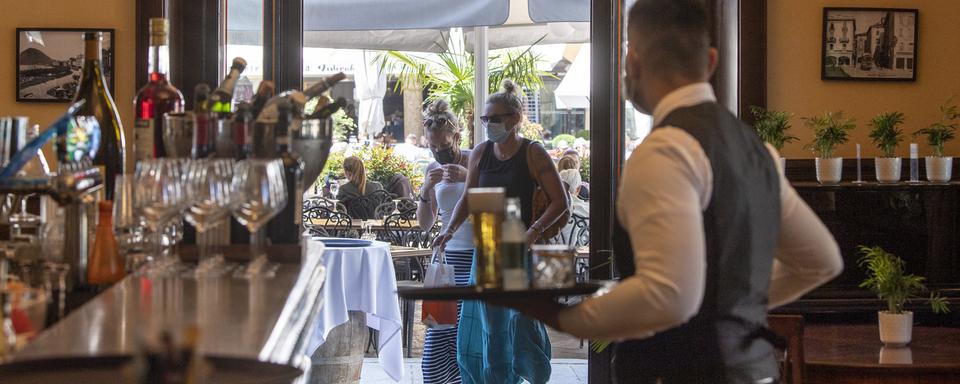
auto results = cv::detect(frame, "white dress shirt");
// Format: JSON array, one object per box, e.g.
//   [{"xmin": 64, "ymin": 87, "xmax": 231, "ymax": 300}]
[{"xmin": 556, "ymin": 83, "xmax": 843, "ymax": 340}]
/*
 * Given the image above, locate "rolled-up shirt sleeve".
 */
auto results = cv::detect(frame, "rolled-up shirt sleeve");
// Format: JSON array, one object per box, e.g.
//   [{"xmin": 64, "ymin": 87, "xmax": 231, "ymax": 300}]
[
  {"xmin": 764, "ymin": 144, "xmax": 844, "ymax": 308},
  {"xmin": 557, "ymin": 128, "xmax": 712, "ymax": 340}
]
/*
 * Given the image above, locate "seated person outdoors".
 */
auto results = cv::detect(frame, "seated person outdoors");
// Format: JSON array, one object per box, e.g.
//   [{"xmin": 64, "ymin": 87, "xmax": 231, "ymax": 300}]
[
  {"xmin": 559, "ymin": 169, "xmax": 590, "ymax": 243},
  {"xmin": 557, "ymin": 154, "xmax": 590, "ymax": 200},
  {"xmin": 336, "ymin": 156, "xmax": 386, "ymax": 219}
]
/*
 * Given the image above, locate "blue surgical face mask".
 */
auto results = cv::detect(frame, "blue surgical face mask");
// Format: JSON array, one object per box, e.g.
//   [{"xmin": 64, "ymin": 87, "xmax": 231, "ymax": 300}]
[{"xmin": 485, "ymin": 122, "xmax": 509, "ymax": 143}]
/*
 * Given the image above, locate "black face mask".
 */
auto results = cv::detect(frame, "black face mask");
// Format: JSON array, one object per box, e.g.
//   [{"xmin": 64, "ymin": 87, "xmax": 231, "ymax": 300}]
[{"xmin": 433, "ymin": 147, "xmax": 457, "ymax": 165}]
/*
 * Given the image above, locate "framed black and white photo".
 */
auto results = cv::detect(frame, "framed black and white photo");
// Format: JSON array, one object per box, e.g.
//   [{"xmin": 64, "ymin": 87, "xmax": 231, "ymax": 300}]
[
  {"xmin": 16, "ymin": 28, "xmax": 115, "ymax": 102},
  {"xmin": 822, "ymin": 8, "xmax": 918, "ymax": 81}
]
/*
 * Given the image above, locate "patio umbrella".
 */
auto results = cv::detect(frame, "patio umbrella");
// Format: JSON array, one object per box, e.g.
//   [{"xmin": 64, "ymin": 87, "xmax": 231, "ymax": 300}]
[
  {"xmin": 353, "ymin": 50, "xmax": 387, "ymax": 138},
  {"xmin": 555, "ymin": 44, "xmax": 590, "ymax": 109}
]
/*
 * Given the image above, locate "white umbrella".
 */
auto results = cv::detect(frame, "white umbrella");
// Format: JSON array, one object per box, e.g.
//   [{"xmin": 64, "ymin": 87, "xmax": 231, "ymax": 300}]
[
  {"xmin": 353, "ymin": 50, "xmax": 387, "ymax": 138},
  {"xmin": 555, "ymin": 44, "xmax": 590, "ymax": 109}
]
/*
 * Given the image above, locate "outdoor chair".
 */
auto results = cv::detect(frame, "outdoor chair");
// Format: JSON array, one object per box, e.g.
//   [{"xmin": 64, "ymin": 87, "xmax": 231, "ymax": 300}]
[
  {"xmin": 304, "ymin": 206, "xmax": 356, "ymax": 238},
  {"xmin": 346, "ymin": 189, "xmax": 394, "ymax": 220}
]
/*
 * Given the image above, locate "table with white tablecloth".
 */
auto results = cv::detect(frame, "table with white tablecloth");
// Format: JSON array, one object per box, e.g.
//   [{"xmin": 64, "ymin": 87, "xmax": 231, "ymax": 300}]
[{"xmin": 305, "ymin": 238, "xmax": 404, "ymax": 382}]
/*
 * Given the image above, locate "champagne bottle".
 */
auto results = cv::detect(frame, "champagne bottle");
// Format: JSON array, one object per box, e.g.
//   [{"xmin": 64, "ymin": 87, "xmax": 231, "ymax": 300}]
[
  {"xmin": 249, "ymin": 81, "xmax": 276, "ymax": 119},
  {"xmin": 87, "ymin": 201, "xmax": 125, "ymax": 285},
  {"xmin": 191, "ymin": 84, "xmax": 212, "ymax": 158},
  {"xmin": 268, "ymin": 100, "xmax": 305, "ymax": 244},
  {"xmin": 210, "ymin": 57, "xmax": 248, "ymax": 117},
  {"xmin": 255, "ymin": 72, "xmax": 346, "ymax": 123},
  {"xmin": 501, "ymin": 198, "xmax": 529, "ymax": 290},
  {"xmin": 74, "ymin": 32, "xmax": 125, "ymax": 200},
  {"xmin": 307, "ymin": 97, "xmax": 348, "ymax": 120},
  {"xmin": 134, "ymin": 18, "xmax": 184, "ymax": 160}
]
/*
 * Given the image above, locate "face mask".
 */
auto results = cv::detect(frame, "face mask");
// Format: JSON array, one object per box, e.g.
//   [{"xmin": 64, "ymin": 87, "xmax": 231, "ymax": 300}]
[
  {"xmin": 485, "ymin": 122, "xmax": 509, "ymax": 144},
  {"xmin": 433, "ymin": 147, "xmax": 457, "ymax": 165}
]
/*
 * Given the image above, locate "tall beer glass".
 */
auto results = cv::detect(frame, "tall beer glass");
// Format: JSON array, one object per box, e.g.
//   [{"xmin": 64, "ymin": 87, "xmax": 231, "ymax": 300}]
[{"xmin": 467, "ymin": 187, "xmax": 505, "ymax": 288}]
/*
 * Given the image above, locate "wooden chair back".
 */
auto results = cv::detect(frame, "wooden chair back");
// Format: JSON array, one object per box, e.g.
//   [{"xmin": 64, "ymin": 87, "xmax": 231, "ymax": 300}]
[{"xmin": 767, "ymin": 314, "xmax": 805, "ymax": 384}]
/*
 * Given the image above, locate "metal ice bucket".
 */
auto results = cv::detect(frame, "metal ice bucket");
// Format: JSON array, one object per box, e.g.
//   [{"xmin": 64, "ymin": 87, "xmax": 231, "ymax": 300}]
[
  {"xmin": 292, "ymin": 118, "xmax": 333, "ymax": 188},
  {"xmin": 162, "ymin": 112, "xmax": 195, "ymax": 158}
]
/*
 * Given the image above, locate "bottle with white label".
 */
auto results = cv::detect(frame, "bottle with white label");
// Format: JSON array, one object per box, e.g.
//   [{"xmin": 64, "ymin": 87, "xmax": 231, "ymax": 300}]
[{"xmin": 501, "ymin": 198, "xmax": 529, "ymax": 290}]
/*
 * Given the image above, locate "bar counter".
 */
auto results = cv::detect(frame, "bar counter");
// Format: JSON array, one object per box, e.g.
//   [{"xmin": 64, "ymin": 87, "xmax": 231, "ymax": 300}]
[{"xmin": 12, "ymin": 244, "xmax": 327, "ymax": 370}]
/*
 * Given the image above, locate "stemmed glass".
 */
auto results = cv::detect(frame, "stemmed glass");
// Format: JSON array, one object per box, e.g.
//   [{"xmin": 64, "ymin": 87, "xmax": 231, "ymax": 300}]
[
  {"xmin": 185, "ymin": 159, "xmax": 233, "ymax": 275},
  {"xmin": 135, "ymin": 159, "xmax": 185, "ymax": 274},
  {"xmin": 231, "ymin": 159, "xmax": 286, "ymax": 277},
  {"xmin": 329, "ymin": 179, "xmax": 340, "ymax": 198},
  {"xmin": 113, "ymin": 174, "xmax": 146, "ymax": 273}
]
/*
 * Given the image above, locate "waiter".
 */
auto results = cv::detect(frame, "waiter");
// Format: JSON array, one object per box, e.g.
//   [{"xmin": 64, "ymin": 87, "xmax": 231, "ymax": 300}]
[{"xmin": 508, "ymin": 0, "xmax": 844, "ymax": 383}]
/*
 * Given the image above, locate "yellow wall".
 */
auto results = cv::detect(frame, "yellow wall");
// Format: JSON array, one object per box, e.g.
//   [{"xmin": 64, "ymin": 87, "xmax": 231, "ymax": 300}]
[
  {"xmin": 1, "ymin": 0, "xmax": 136, "ymax": 166},
  {"xmin": 768, "ymin": 0, "xmax": 960, "ymax": 159}
]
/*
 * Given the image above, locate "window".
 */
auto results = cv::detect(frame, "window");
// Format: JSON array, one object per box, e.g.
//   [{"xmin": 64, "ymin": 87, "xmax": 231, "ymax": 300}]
[{"xmin": 225, "ymin": 0, "xmax": 264, "ymax": 103}]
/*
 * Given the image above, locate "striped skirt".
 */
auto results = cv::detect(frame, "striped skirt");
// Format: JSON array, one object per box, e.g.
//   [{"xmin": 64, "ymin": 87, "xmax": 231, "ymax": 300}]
[{"xmin": 422, "ymin": 248, "xmax": 474, "ymax": 384}]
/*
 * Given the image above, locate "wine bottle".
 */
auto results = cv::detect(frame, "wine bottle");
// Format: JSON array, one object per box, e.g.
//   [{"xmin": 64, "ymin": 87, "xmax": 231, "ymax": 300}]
[
  {"xmin": 255, "ymin": 72, "xmax": 346, "ymax": 123},
  {"xmin": 134, "ymin": 18, "xmax": 184, "ymax": 160},
  {"xmin": 210, "ymin": 57, "xmax": 248, "ymax": 117},
  {"xmin": 249, "ymin": 81, "xmax": 276, "ymax": 119},
  {"xmin": 307, "ymin": 97, "xmax": 348, "ymax": 120},
  {"xmin": 232, "ymin": 102, "xmax": 254, "ymax": 159},
  {"xmin": 74, "ymin": 32, "xmax": 125, "ymax": 200},
  {"xmin": 268, "ymin": 100, "xmax": 305, "ymax": 244},
  {"xmin": 191, "ymin": 84, "xmax": 212, "ymax": 158},
  {"xmin": 87, "ymin": 201, "xmax": 125, "ymax": 285},
  {"xmin": 501, "ymin": 198, "xmax": 529, "ymax": 290}
]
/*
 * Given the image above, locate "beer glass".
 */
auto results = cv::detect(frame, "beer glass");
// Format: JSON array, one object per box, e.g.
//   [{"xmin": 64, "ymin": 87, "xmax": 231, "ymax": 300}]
[
  {"xmin": 467, "ymin": 187, "xmax": 505, "ymax": 289},
  {"xmin": 531, "ymin": 244, "xmax": 576, "ymax": 289}
]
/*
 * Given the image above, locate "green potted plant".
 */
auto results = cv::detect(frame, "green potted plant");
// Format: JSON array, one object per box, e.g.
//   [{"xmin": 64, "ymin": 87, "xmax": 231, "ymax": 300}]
[
  {"xmin": 804, "ymin": 111, "xmax": 856, "ymax": 184},
  {"xmin": 858, "ymin": 245, "xmax": 950, "ymax": 346},
  {"xmin": 914, "ymin": 99, "xmax": 958, "ymax": 182},
  {"xmin": 750, "ymin": 106, "xmax": 797, "ymax": 172},
  {"xmin": 869, "ymin": 111, "xmax": 906, "ymax": 183}
]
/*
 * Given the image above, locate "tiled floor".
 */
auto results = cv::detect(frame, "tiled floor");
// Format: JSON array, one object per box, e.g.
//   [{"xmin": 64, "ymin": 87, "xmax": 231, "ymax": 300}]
[{"xmin": 359, "ymin": 358, "xmax": 588, "ymax": 384}]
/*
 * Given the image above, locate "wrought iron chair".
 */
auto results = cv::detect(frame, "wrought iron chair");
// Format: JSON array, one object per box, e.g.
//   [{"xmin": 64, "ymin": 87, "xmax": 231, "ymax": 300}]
[
  {"xmin": 303, "ymin": 206, "xmax": 356, "ymax": 238},
  {"xmin": 346, "ymin": 189, "xmax": 395, "ymax": 220}
]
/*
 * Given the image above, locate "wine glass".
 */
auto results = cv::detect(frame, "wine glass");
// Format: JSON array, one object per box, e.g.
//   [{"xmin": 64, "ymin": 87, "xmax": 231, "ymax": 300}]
[
  {"xmin": 113, "ymin": 174, "xmax": 146, "ymax": 273},
  {"xmin": 135, "ymin": 159, "xmax": 184, "ymax": 274},
  {"xmin": 329, "ymin": 179, "xmax": 340, "ymax": 198},
  {"xmin": 231, "ymin": 159, "xmax": 286, "ymax": 277},
  {"xmin": 185, "ymin": 159, "xmax": 233, "ymax": 275}
]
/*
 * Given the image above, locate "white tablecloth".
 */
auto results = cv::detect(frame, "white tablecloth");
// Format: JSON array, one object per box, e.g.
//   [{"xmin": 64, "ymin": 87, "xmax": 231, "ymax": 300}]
[{"xmin": 306, "ymin": 238, "xmax": 404, "ymax": 382}]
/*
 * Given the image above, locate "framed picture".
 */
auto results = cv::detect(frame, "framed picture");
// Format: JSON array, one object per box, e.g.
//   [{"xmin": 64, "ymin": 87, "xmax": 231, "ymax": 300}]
[
  {"xmin": 821, "ymin": 8, "xmax": 918, "ymax": 81},
  {"xmin": 16, "ymin": 28, "xmax": 115, "ymax": 102}
]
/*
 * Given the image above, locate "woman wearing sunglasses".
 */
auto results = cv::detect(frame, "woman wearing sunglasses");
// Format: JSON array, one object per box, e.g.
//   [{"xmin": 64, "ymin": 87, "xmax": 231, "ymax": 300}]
[
  {"xmin": 416, "ymin": 99, "xmax": 474, "ymax": 384},
  {"xmin": 434, "ymin": 79, "xmax": 569, "ymax": 384}
]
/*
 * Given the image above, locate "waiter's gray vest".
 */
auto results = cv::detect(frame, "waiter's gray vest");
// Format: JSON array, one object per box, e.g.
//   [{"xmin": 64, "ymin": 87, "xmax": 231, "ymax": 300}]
[{"xmin": 612, "ymin": 102, "xmax": 782, "ymax": 383}]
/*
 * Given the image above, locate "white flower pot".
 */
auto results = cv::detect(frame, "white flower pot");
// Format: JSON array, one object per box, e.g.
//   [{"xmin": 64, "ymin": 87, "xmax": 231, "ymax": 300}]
[
  {"xmin": 879, "ymin": 346, "xmax": 913, "ymax": 365},
  {"xmin": 874, "ymin": 157, "xmax": 902, "ymax": 183},
  {"xmin": 816, "ymin": 157, "xmax": 843, "ymax": 185},
  {"xmin": 925, "ymin": 156, "xmax": 953, "ymax": 183},
  {"xmin": 878, "ymin": 311, "xmax": 913, "ymax": 347}
]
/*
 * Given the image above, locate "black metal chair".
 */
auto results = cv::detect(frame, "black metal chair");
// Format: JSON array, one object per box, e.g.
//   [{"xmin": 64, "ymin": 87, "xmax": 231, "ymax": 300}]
[
  {"xmin": 303, "ymin": 206, "xmax": 356, "ymax": 238},
  {"xmin": 346, "ymin": 189, "xmax": 395, "ymax": 220}
]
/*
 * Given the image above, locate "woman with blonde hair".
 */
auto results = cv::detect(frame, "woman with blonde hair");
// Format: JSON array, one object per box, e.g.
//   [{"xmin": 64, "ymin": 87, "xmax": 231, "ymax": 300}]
[
  {"xmin": 416, "ymin": 99, "xmax": 474, "ymax": 383},
  {"xmin": 436, "ymin": 79, "xmax": 568, "ymax": 383},
  {"xmin": 336, "ymin": 156, "xmax": 384, "ymax": 218}
]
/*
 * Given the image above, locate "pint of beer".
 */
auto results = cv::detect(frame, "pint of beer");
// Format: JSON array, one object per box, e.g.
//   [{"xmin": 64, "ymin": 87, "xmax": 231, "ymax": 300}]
[{"xmin": 467, "ymin": 187, "xmax": 506, "ymax": 288}]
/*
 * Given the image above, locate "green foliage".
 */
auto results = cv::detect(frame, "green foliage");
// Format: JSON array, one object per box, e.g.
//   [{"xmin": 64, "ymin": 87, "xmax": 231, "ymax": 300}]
[
  {"xmin": 750, "ymin": 106, "xmax": 797, "ymax": 152},
  {"xmin": 869, "ymin": 111, "xmax": 905, "ymax": 157},
  {"xmin": 379, "ymin": 32, "xmax": 553, "ymax": 144},
  {"xmin": 579, "ymin": 154, "xmax": 590, "ymax": 182},
  {"xmin": 575, "ymin": 130, "xmax": 591, "ymax": 140},
  {"xmin": 331, "ymin": 109, "xmax": 355, "ymax": 142},
  {"xmin": 551, "ymin": 134, "xmax": 577, "ymax": 149},
  {"xmin": 319, "ymin": 145, "xmax": 424, "ymax": 192},
  {"xmin": 913, "ymin": 98, "xmax": 959, "ymax": 157},
  {"xmin": 803, "ymin": 111, "xmax": 856, "ymax": 158},
  {"xmin": 857, "ymin": 245, "xmax": 950, "ymax": 314},
  {"xmin": 519, "ymin": 117, "xmax": 545, "ymax": 142}
]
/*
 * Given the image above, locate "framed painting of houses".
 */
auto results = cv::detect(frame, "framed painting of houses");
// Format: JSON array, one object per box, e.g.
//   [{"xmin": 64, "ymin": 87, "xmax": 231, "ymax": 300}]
[
  {"xmin": 16, "ymin": 28, "xmax": 115, "ymax": 102},
  {"xmin": 822, "ymin": 8, "xmax": 918, "ymax": 81}
]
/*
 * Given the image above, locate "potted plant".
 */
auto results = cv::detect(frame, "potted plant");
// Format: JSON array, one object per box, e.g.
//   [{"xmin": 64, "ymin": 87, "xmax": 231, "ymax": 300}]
[
  {"xmin": 750, "ymin": 106, "xmax": 797, "ymax": 172},
  {"xmin": 804, "ymin": 111, "xmax": 856, "ymax": 184},
  {"xmin": 858, "ymin": 245, "xmax": 950, "ymax": 346},
  {"xmin": 869, "ymin": 111, "xmax": 905, "ymax": 183},
  {"xmin": 914, "ymin": 100, "xmax": 958, "ymax": 182}
]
